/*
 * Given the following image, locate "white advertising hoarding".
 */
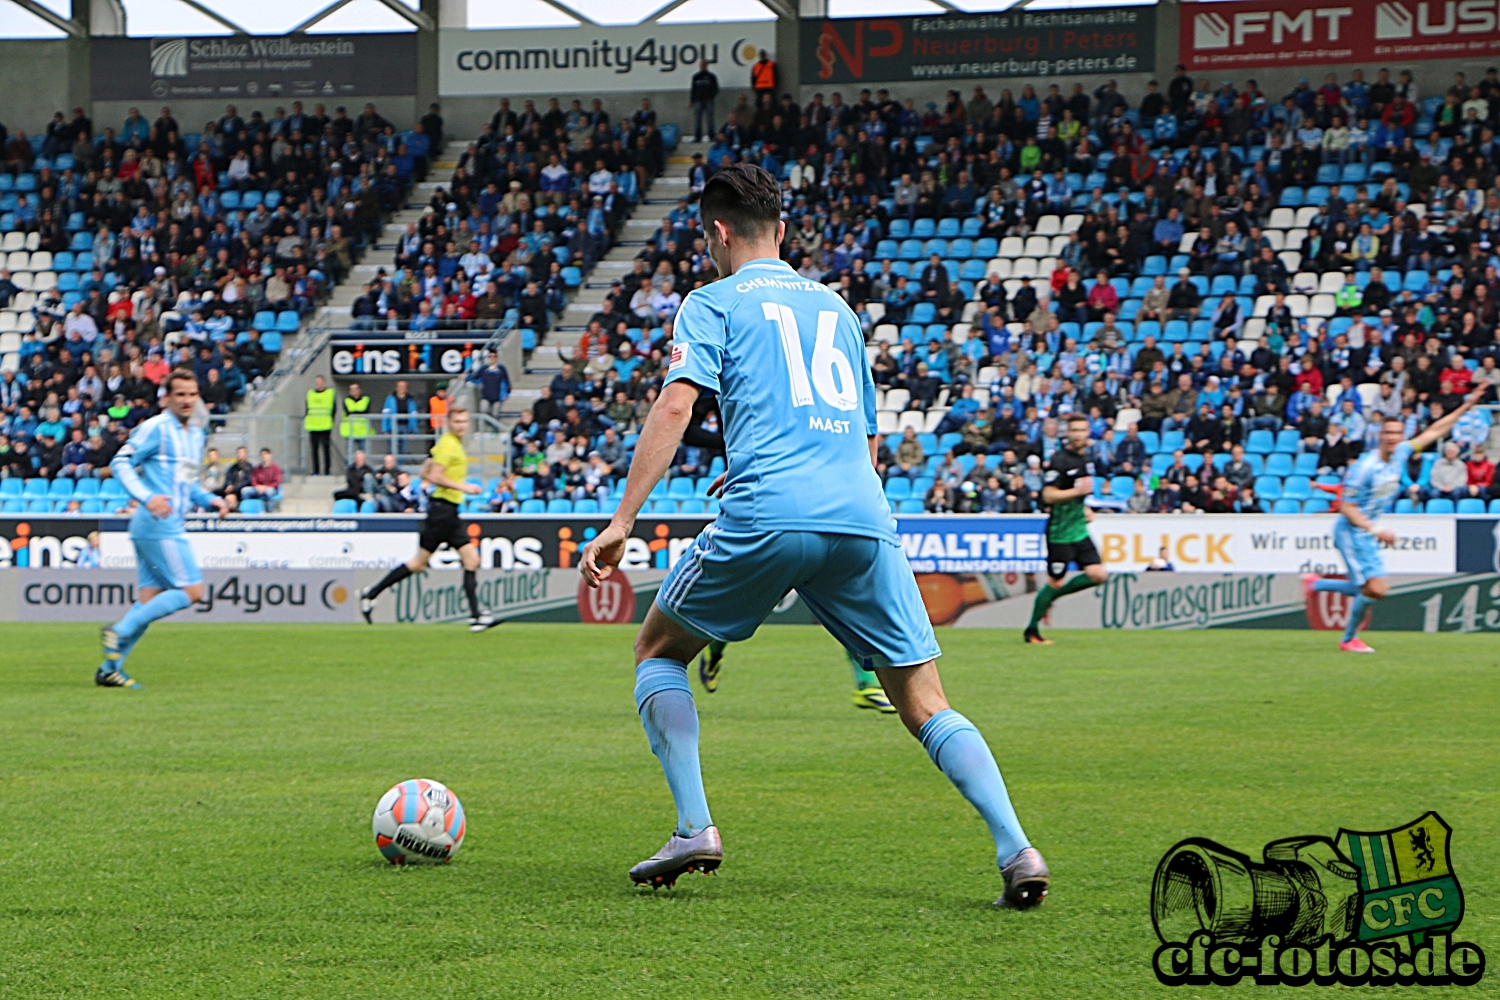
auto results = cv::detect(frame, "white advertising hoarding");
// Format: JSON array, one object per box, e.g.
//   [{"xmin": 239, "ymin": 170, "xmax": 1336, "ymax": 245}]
[
  {"xmin": 1086, "ymin": 514, "xmax": 1455, "ymax": 576},
  {"xmin": 438, "ymin": 24, "xmax": 775, "ymax": 96}
]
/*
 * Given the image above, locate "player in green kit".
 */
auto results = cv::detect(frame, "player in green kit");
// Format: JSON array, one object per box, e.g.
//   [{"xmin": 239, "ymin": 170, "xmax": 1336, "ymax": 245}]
[{"xmin": 1024, "ymin": 414, "xmax": 1108, "ymax": 645}]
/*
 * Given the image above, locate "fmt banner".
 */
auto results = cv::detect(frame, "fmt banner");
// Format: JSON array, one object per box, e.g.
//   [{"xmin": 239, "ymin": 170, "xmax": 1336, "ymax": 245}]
[
  {"xmin": 91, "ymin": 34, "xmax": 418, "ymax": 102},
  {"xmin": 438, "ymin": 24, "xmax": 774, "ymax": 97},
  {"xmin": 1181, "ymin": 0, "xmax": 1500, "ymax": 70},
  {"xmin": 799, "ymin": 8, "xmax": 1155, "ymax": 86}
]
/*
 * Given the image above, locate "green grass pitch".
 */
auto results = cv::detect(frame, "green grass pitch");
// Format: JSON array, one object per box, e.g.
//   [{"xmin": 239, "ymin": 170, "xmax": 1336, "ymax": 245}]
[{"xmin": 0, "ymin": 624, "xmax": 1495, "ymax": 998}]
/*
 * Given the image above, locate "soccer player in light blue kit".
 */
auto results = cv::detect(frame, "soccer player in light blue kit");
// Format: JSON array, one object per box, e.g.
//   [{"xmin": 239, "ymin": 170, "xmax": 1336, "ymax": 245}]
[
  {"xmin": 96, "ymin": 369, "xmax": 228, "ymax": 687},
  {"xmin": 1306, "ymin": 387, "xmax": 1482, "ymax": 652},
  {"xmin": 580, "ymin": 164, "xmax": 1048, "ymax": 908}
]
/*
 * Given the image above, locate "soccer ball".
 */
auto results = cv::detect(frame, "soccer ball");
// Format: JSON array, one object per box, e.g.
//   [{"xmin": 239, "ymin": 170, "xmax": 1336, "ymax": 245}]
[{"xmin": 372, "ymin": 779, "xmax": 466, "ymax": 865}]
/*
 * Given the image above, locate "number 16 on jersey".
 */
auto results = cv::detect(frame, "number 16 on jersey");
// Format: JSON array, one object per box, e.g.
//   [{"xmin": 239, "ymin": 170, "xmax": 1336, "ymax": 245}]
[{"xmin": 763, "ymin": 303, "xmax": 860, "ymax": 411}]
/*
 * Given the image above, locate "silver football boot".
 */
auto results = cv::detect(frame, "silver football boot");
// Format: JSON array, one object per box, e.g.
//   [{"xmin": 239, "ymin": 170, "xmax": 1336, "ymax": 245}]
[
  {"xmin": 995, "ymin": 846, "xmax": 1050, "ymax": 909},
  {"xmin": 629, "ymin": 825, "xmax": 723, "ymax": 888}
]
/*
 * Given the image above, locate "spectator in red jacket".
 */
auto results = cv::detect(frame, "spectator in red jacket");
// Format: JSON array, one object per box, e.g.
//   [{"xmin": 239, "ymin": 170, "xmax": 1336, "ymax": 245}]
[
  {"xmin": 242, "ymin": 448, "xmax": 283, "ymax": 511},
  {"xmin": 1087, "ymin": 269, "xmax": 1120, "ymax": 320},
  {"xmin": 1467, "ymin": 446, "xmax": 1494, "ymax": 500}
]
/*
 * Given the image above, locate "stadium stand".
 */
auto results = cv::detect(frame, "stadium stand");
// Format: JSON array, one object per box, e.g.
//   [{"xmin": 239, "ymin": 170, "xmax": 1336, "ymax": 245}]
[
  {"xmin": 475, "ymin": 69, "xmax": 1498, "ymax": 515},
  {"xmin": 0, "ymin": 99, "xmax": 423, "ymax": 509},
  {"xmin": 1, "ymin": 69, "xmax": 1496, "ymax": 516}
]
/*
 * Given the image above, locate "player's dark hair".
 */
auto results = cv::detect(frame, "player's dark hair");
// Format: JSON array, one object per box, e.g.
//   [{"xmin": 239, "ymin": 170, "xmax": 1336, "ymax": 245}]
[
  {"xmin": 700, "ymin": 162, "xmax": 781, "ymax": 241},
  {"xmin": 164, "ymin": 368, "xmax": 199, "ymax": 392},
  {"xmin": 1066, "ymin": 413, "xmax": 1090, "ymax": 425}
]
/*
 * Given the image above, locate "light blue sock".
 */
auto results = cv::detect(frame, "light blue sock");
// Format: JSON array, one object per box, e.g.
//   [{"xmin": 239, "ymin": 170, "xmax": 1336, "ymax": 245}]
[
  {"xmin": 112, "ymin": 589, "xmax": 193, "ymax": 645},
  {"xmin": 919, "ymin": 709, "xmax": 1029, "ymax": 865},
  {"xmin": 634, "ymin": 658, "xmax": 712, "ymax": 838},
  {"xmin": 1314, "ymin": 578, "xmax": 1361, "ymax": 596},
  {"xmin": 1344, "ymin": 595, "xmax": 1372, "ymax": 642}
]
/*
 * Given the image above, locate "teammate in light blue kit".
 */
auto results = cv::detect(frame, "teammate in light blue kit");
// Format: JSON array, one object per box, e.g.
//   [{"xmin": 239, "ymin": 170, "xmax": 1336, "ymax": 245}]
[
  {"xmin": 1306, "ymin": 387, "xmax": 1482, "ymax": 652},
  {"xmin": 97, "ymin": 369, "xmax": 228, "ymax": 687},
  {"xmin": 580, "ymin": 164, "xmax": 1048, "ymax": 908}
]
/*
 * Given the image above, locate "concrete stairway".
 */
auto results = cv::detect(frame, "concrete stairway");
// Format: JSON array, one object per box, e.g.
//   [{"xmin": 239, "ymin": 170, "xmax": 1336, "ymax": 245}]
[{"xmin": 512, "ymin": 140, "xmax": 708, "ymax": 411}]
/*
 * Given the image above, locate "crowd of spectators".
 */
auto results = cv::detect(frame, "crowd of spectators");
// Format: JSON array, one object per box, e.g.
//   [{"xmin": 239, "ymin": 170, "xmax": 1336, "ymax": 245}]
[
  {"xmin": 494, "ymin": 66, "xmax": 1500, "ymax": 516},
  {"xmin": 344, "ymin": 97, "xmax": 663, "ymax": 342},
  {"xmin": 0, "ymin": 99, "xmax": 423, "ymax": 506}
]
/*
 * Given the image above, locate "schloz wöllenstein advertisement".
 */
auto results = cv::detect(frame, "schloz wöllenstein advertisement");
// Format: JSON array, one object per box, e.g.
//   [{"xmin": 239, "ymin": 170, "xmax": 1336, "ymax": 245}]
[{"xmin": 438, "ymin": 24, "xmax": 774, "ymax": 97}]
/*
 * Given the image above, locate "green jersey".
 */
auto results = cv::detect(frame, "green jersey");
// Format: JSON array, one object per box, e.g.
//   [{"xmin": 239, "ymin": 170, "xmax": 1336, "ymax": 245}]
[{"xmin": 1043, "ymin": 446, "xmax": 1095, "ymax": 543}]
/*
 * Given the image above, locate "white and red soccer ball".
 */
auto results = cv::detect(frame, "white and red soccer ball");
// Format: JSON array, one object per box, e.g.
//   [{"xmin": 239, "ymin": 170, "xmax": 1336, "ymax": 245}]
[{"xmin": 372, "ymin": 779, "xmax": 466, "ymax": 864}]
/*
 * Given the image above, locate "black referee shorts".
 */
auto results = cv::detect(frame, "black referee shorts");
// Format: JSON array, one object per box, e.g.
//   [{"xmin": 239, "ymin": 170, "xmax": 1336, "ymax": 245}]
[
  {"xmin": 419, "ymin": 498, "xmax": 471, "ymax": 554},
  {"xmin": 1046, "ymin": 537, "xmax": 1101, "ymax": 580}
]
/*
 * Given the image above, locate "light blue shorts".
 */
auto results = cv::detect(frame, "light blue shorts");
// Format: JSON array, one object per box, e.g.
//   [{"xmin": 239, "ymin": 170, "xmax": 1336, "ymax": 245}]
[
  {"xmin": 133, "ymin": 535, "xmax": 203, "ymax": 591},
  {"xmin": 1334, "ymin": 519, "xmax": 1385, "ymax": 587},
  {"xmin": 655, "ymin": 526, "xmax": 941, "ymax": 668}
]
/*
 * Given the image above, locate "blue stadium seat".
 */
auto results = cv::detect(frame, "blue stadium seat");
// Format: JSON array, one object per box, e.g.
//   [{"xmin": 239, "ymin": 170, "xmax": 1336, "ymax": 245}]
[
  {"xmin": 936, "ymin": 217, "xmax": 960, "ymax": 238},
  {"xmin": 1, "ymin": 499, "xmax": 22, "ymax": 513},
  {"xmin": 1490, "ymin": 499, "xmax": 1500, "ymax": 514},
  {"xmin": 912, "ymin": 218, "xmax": 935, "ymax": 238},
  {"xmin": 1273, "ymin": 499, "xmax": 1302, "ymax": 514},
  {"xmin": 239, "ymin": 498, "xmax": 265, "ymax": 514},
  {"xmin": 547, "ymin": 498, "xmax": 574, "ymax": 514},
  {"xmin": 1395, "ymin": 497, "xmax": 1417, "ymax": 514},
  {"xmin": 0, "ymin": 478, "xmax": 21, "ymax": 497},
  {"xmin": 79, "ymin": 499, "xmax": 103, "ymax": 514},
  {"xmin": 888, "ymin": 218, "xmax": 911, "ymax": 239},
  {"xmin": 1302, "ymin": 497, "xmax": 1331, "ymax": 514},
  {"xmin": 1265, "ymin": 453, "xmax": 1293, "ymax": 477},
  {"xmin": 260, "ymin": 331, "xmax": 283, "ymax": 353},
  {"xmin": 1160, "ymin": 430, "xmax": 1185, "ymax": 453},
  {"xmin": 1456, "ymin": 498, "xmax": 1486, "ymax": 514},
  {"xmin": 885, "ymin": 478, "xmax": 912, "ymax": 500},
  {"xmin": 514, "ymin": 478, "xmax": 534, "ymax": 499},
  {"xmin": 574, "ymin": 498, "xmax": 600, "ymax": 514},
  {"xmin": 1138, "ymin": 430, "xmax": 1160, "ymax": 454},
  {"xmin": 520, "ymin": 499, "xmax": 545, "ymax": 514},
  {"xmin": 332, "ymin": 498, "xmax": 357, "ymax": 513},
  {"xmin": 910, "ymin": 302, "xmax": 936, "ymax": 324},
  {"xmin": 678, "ymin": 499, "xmax": 705, "ymax": 514},
  {"xmin": 1109, "ymin": 475, "xmax": 1137, "ymax": 498},
  {"xmin": 73, "ymin": 478, "xmax": 101, "ymax": 499},
  {"xmin": 1246, "ymin": 429, "xmax": 1274, "ymax": 454},
  {"xmin": 897, "ymin": 499, "xmax": 925, "ymax": 514},
  {"xmin": 359, "ymin": 500, "xmax": 377, "ymax": 513},
  {"xmin": 1282, "ymin": 476, "xmax": 1311, "ymax": 501},
  {"xmin": 1150, "ymin": 454, "xmax": 1173, "ymax": 475},
  {"xmin": 276, "ymin": 311, "xmax": 300, "ymax": 332},
  {"xmin": 650, "ymin": 500, "xmax": 678, "ymax": 513},
  {"xmin": 1254, "ymin": 476, "xmax": 1282, "ymax": 500},
  {"xmin": 1424, "ymin": 498, "xmax": 1455, "ymax": 514},
  {"xmin": 667, "ymin": 477, "xmax": 694, "ymax": 500},
  {"xmin": 100, "ymin": 479, "xmax": 125, "ymax": 498},
  {"xmin": 1274, "ymin": 429, "xmax": 1301, "ymax": 454},
  {"xmin": 23, "ymin": 478, "xmax": 47, "ymax": 497},
  {"xmin": 1293, "ymin": 452, "xmax": 1320, "ymax": 476}
]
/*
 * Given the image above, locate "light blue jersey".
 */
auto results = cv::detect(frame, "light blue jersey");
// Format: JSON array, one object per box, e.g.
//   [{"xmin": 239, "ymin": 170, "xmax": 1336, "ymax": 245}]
[
  {"xmin": 1341, "ymin": 441, "xmax": 1413, "ymax": 518},
  {"xmin": 110, "ymin": 412, "xmax": 216, "ymax": 541},
  {"xmin": 657, "ymin": 258, "xmax": 937, "ymax": 668},
  {"xmin": 666, "ymin": 258, "xmax": 894, "ymax": 543},
  {"xmin": 1335, "ymin": 441, "xmax": 1413, "ymax": 584}
]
